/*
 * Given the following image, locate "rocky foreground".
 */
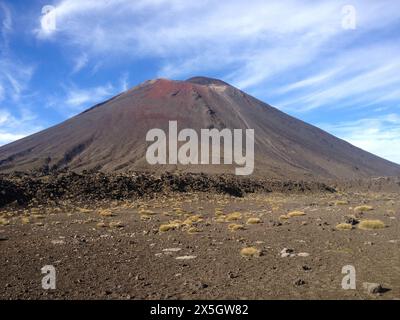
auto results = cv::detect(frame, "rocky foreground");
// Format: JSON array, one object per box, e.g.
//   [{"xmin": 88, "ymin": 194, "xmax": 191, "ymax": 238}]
[{"xmin": 0, "ymin": 173, "xmax": 399, "ymax": 300}]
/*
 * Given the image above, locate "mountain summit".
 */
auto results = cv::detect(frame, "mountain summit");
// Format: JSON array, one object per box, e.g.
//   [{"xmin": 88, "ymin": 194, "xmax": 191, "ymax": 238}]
[{"xmin": 1, "ymin": 77, "xmax": 399, "ymax": 179}]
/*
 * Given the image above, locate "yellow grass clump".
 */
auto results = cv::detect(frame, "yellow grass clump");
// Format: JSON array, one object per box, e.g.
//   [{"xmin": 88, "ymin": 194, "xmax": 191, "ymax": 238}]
[
  {"xmin": 335, "ymin": 223, "xmax": 353, "ymax": 230},
  {"xmin": 240, "ymin": 247, "xmax": 261, "ymax": 258},
  {"xmin": 99, "ymin": 209, "xmax": 115, "ymax": 217},
  {"xmin": 159, "ymin": 220, "xmax": 181, "ymax": 232},
  {"xmin": 96, "ymin": 222, "xmax": 107, "ymax": 228},
  {"xmin": 187, "ymin": 227, "xmax": 202, "ymax": 234},
  {"xmin": 287, "ymin": 211, "xmax": 306, "ymax": 217},
  {"xmin": 173, "ymin": 208, "xmax": 185, "ymax": 215},
  {"xmin": 214, "ymin": 216, "xmax": 226, "ymax": 223},
  {"xmin": 21, "ymin": 217, "xmax": 30, "ymax": 224},
  {"xmin": 228, "ymin": 223, "xmax": 245, "ymax": 232},
  {"xmin": 225, "ymin": 212, "xmax": 242, "ymax": 221},
  {"xmin": 0, "ymin": 218, "xmax": 10, "ymax": 225},
  {"xmin": 109, "ymin": 221, "xmax": 124, "ymax": 228},
  {"xmin": 246, "ymin": 217, "xmax": 262, "ymax": 225},
  {"xmin": 354, "ymin": 205, "xmax": 374, "ymax": 213},
  {"xmin": 279, "ymin": 215, "xmax": 289, "ymax": 220},
  {"xmin": 183, "ymin": 215, "xmax": 203, "ymax": 225},
  {"xmin": 159, "ymin": 224, "xmax": 174, "ymax": 232},
  {"xmin": 358, "ymin": 219, "xmax": 385, "ymax": 230},
  {"xmin": 335, "ymin": 200, "xmax": 349, "ymax": 206},
  {"xmin": 78, "ymin": 208, "xmax": 92, "ymax": 213},
  {"xmin": 169, "ymin": 220, "xmax": 182, "ymax": 228}
]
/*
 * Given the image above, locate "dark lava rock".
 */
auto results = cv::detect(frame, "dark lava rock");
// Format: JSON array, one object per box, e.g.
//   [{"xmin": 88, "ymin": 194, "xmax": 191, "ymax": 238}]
[{"xmin": 0, "ymin": 171, "xmax": 336, "ymax": 208}]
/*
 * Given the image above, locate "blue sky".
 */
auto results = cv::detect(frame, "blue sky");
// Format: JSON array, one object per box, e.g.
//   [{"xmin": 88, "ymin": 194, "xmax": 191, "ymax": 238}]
[{"xmin": 0, "ymin": 0, "xmax": 400, "ymax": 163}]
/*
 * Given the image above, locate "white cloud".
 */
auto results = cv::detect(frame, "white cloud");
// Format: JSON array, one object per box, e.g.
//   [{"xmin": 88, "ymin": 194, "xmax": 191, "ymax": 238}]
[
  {"xmin": 275, "ymin": 42, "xmax": 400, "ymax": 112},
  {"xmin": 0, "ymin": 84, "xmax": 4, "ymax": 101},
  {"xmin": 320, "ymin": 114, "xmax": 400, "ymax": 164},
  {"xmin": 65, "ymin": 83, "xmax": 114, "ymax": 109},
  {"xmin": 119, "ymin": 72, "xmax": 129, "ymax": 91},
  {"xmin": 72, "ymin": 53, "xmax": 89, "ymax": 73},
  {"xmin": 0, "ymin": 58, "xmax": 35, "ymax": 102},
  {"xmin": 0, "ymin": 108, "xmax": 43, "ymax": 146},
  {"xmin": 0, "ymin": 2, "xmax": 12, "ymax": 48},
  {"xmin": 33, "ymin": 0, "xmax": 400, "ymax": 108}
]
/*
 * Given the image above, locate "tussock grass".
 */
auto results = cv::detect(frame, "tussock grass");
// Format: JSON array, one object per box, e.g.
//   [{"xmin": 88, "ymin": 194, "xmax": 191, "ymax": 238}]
[
  {"xmin": 187, "ymin": 227, "xmax": 202, "ymax": 234},
  {"xmin": 21, "ymin": 217, "xmax": 30, "ymax": 224},
  {"xmin": 0, "ymin": 218, "xmax": 10, "ymax": 226},
  {"xmin": 159, "ymin": 220, "xmax": 181, "ymax": 232},
  {"xmin": 225, "ymin": 212, "xmax": 242, "ymax": 221},
  {"xmin": 173, "ymin": 208, "xmax": 185, "ymax": 215},
  {"xmin": 33, "ymin": 214, "xmax": 45, "ymax": 219},
  {"xmin": 336, "ymin": 223, "xmax": 353, "ymax": 230},
  {"xmin": 109, "ymin": 221, "xmax": 124, "ymax": 228},
  {"xmin": 169, "ymin": 220, "xmax": 182, "ymax": 228},
  {"xmin": 279, "ymin": 215, "xmax": 289, "ymax": 220},
  {"xmin": 214, "ymin": 216, "xmax": 226, "ymax": 223},
  {"xmin": 287, "ymin": 211, "xmax": 306, "ymax": 217},
  {"xmin": 246, "ymin": 217, "xmax": 262, "ymax": 225},
  {"xmin": 78, "ymin": 208, "xmax": 92, "ymax": 213},
  {"xmin": 99, "ymin": 209, "xmax": 115, "ymax": 217},
  {"xmin": 228, "ymin": 223, "xmax": 245, "ymax": 232},
  {"xmin": 96, "ymin": 222, "xmax": 107, "ymax": 228},
  {"xmin": 354, "ymin": 205, "xmax": 374, "ymax": 213},
  {"xmin": 358, "ymin": 219, "xmax": 385, "ymax": 230},
  {"xmin": 335, "ymin": 200, "xmax": 349, "ymax": 206},
  {"xmin": 159, "ymin": 224, "xmax": 175, "ymax": 232},
  {"xmin": 183, "ymin": 215, "xmax": 203, "ymax": 226},
  {"xmin": 240, "ymin": 247, "xmax": 261, "ymax": 258}
]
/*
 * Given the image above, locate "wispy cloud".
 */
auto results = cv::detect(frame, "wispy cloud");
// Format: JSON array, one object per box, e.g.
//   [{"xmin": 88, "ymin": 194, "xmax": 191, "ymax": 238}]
[
  {"xmin": 34, "ymin": 1, "xmax": 400, "ymax": 104},
  {"xmin": 71, "ymin": 53, "xmax": 89, "ymax": 74},
  {"xmin": 119, "ymin": 72, "xmax": 129, "ymax": 92},
  {"xmin": 0, "ymin": 2, "xmax": 12, "ymax": 49},
  {"xmin": 320, "ymin": 114, "xmax": 400, "ymax": 164},
  {"xmin": 0, "ymin": 58, "xmax": 35, "ymax": 102},
  {"xmin": 0, "ymin": 108, "xmax": 43, "ymax": 146},
  {"xmin": 64, "ymin": 83, "xmax": 114, "ymax": 109}
]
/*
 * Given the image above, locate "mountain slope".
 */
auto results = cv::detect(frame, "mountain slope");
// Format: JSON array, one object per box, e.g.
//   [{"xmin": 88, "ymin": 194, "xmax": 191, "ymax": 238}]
[{"xmin": 1, "ymin": 76, "xmax": 399, "ymax": 179}]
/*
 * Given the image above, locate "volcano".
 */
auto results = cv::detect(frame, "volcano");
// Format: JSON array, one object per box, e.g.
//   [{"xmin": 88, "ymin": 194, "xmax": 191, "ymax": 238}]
[{"xmin": 0, "ymin": 76, "xmax": 399, "ymax": 179}]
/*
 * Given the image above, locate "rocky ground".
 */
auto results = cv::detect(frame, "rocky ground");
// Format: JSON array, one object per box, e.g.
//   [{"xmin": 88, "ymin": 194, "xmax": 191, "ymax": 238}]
[{"xmin": 1, "ymin": 181, "xmax": 399, "ymax": 300}]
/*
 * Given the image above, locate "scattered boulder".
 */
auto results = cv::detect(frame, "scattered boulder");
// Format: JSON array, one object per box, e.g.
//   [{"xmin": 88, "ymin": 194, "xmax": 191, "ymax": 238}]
[
  {"xmin": 294, "ymin": 279, "xmax": 306, "ymax": 286},
  {"xmin": 344, "ymin": 216, "xmax": 359, "ymax": 225},
  {"xmin": 280, "ymin": 248, "xmax": 295, "ymax": 258},
  {"xmin": 362, "ymin": 282, "xmax": 385, "ymax": 294}
]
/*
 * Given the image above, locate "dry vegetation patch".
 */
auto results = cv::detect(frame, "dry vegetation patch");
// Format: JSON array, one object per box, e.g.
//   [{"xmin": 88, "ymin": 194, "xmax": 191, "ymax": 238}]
[
  {"xmin": 287, "ymin": 211, "xmax": 306, "ymax": 217},
  {"xmin": 225, "ymin": 212, "xmax": 242, "ymax": 221},
  {"xmin": 246, "ymin": 217, "xmax": 262, "ymax": 224},
  {"xmin": 336, "ymin": 223, "xmax": 353, "ymax": 230},
  {"xmin": 358, "ymin": 219, "xmax": 385, "ymax": 230},
  {"xmin": 228, "ymin": 223, "xmax": 245, "ymax": 232},
  {"xmin": 240, "ymin": 247, "xmax": 261, "ymax": 258},
  {"xmin": 354, "ymin": 205, "xmax": 374, "ymax": 213}
]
